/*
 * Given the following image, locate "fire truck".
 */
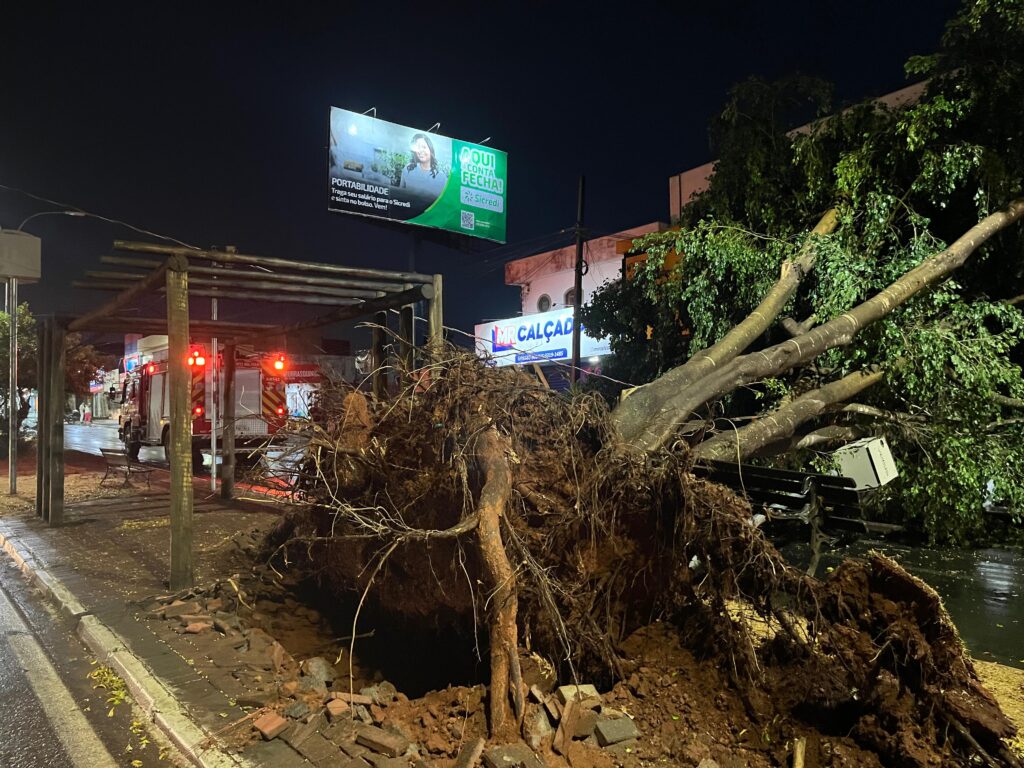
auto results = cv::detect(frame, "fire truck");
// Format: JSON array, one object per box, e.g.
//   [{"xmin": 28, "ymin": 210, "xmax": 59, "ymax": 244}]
[{"xmin": 118, "ymin": 346, "xmax": 289, "ymax": 465}]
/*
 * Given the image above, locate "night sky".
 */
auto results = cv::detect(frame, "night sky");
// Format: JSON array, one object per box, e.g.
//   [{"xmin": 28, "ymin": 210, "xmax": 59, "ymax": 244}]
[{"xmin": 1, "ymin": 0, "xmax": 961, "ymax": 345}]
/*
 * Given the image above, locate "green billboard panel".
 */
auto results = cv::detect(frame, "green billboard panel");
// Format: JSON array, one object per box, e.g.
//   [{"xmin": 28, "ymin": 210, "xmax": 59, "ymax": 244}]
[{"xmin": 328, "ymin": 108, "xmax": 507, "ymax": 243}]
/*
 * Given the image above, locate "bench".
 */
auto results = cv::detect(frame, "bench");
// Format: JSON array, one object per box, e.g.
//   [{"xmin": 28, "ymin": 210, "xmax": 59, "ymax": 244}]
[
  {"xmin": 100, "ymin": 448, "xmax": 155, "ymax": 488},
  {"xmin": 692, "ymin": 459, "xmax": 893, "ymax": 575}
]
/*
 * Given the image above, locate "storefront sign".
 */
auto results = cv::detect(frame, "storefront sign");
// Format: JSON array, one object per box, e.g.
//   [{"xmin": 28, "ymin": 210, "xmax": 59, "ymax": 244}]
[{"xmin": 474, "ymin": 309, "xmax": 610, "ymax": 367}]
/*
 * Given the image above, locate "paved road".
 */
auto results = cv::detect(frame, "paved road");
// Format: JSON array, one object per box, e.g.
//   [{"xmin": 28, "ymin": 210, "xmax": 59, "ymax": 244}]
[
  {"xmin": 0, "ymin": 563, "xmax": 184, "ymax": 767},
  {"xmin": 62, "ymin": 421, "xmax": 165, "ymax": 463}
]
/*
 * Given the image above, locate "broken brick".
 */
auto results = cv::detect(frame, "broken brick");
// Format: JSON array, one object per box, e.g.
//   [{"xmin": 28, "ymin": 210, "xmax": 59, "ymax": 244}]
[
  {"xmin": 334, "ymin": 691, "xmax": 375, "ymax": 706},
  {"xmin": 356, "ymin": 725, "xmax": 409, "ymax": 757},
  {"xmin": 553, "ymin": 698, "xmax": 579, "ymax": 755},
  {"xmin": 453, "ymin": 737, "xmax": 486, "ymax": 768},
  {"xmin": 184, "ymin": 622, "xmax": 213, "ymax": 634},
  {"xmin": 594, "ymin": 716, "xmax": 639, "ymax": 746},
  {"xmin": 482, "ymin": 742, "xmax": 544, "ymax": 768},
  {"xmin": 574, "ymin": 709, "xmax": 599, "ymax": 739},
  {"xmin": 254, "ymin": 711, "xmax": 289, "ymax": 740},
  {"xmin": 327, "ymin": 698, "xmax": 351, "ymax": 721},
  {"xmin": 544, "ymin": 696, "xmax": 563, "ymax": 722},
  {"xmin": 163, "ymin": 600, "xmax": 200, "ymax": 619},
  {"xmin": 557, "ymin": 684, "xmax": 599, "ymax": 705}
]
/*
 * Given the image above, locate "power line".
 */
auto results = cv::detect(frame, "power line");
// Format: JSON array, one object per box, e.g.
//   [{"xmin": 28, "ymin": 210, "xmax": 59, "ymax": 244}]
[{"xmin": 0, "ymin": 182, "xmax": 200, "ymax": 249}]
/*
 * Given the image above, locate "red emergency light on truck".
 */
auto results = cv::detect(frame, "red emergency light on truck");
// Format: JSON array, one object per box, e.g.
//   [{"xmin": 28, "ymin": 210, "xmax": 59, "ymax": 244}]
[{"xmin": 118, "ymin": 349, "xmax": 288, "ymax": 463}]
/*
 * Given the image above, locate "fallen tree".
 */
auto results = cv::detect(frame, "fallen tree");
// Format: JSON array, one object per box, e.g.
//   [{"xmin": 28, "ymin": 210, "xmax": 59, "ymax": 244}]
[
  {"xmin": 255, "ymin": 3, "xmax": 1024, "ymax": 764},
  {"xmin": 263, "ymin": 334, "xmax": 1022, "ymax": 765}
]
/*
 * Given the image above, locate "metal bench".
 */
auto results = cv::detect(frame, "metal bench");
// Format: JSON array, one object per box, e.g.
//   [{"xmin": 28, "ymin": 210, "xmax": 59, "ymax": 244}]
[
  {"xmin": 99, "ymin": 448, "xmax": 155, "ymax": 488},
  {"xmin": 692, "ymin": 459, "xmax": 878, "ymax": 575}
]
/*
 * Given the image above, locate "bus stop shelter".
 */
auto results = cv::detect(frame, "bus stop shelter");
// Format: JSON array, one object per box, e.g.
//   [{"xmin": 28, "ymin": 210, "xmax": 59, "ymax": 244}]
[{"xmin": 35, "ymin": 240, "xmax": 443, "ymax": 590}]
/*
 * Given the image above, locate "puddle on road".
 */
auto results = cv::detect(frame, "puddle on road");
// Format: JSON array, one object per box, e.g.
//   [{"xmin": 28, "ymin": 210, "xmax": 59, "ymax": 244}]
[{"xmin": 784, "ymin": 538, "xmax": 1024, "ymax": 669}]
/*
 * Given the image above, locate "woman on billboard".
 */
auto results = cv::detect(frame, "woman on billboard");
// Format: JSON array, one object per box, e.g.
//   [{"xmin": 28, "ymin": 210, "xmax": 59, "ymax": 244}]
[{"xmin": 401, "ymin": 133, "xmax": 448, "ymax": 201}]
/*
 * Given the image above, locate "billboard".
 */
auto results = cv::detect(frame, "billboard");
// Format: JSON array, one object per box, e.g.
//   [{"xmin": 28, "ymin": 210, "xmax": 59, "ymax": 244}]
[
  {"xmin": 328, "ymin": 108, "xmax": 507, "ymax": 243},
  {"xmin": 474, "ymin": 308, "xmax": 611, "ymax": 367}
]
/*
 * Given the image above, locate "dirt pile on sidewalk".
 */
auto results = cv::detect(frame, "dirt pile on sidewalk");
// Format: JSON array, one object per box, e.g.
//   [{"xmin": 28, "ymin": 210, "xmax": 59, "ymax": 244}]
[{"xmin": 253, "ymin": 350, "xmax": 1022, "ymax": 767}]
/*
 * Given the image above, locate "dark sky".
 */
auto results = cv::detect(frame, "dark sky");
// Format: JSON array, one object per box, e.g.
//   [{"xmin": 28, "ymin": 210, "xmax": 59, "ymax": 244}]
[{"xmin": 0, "ymin": 0, "xmax": 961, "ymax": 344}]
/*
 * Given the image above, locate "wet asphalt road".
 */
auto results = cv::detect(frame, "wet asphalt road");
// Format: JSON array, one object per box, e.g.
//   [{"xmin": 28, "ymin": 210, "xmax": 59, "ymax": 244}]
[
  {"xmin": 62, "ymin": 421, "xmax": 165, "ymax": 464},
  {"xmin": 0, "ymin": 562, "xmax": 181, "ymax": 767}
]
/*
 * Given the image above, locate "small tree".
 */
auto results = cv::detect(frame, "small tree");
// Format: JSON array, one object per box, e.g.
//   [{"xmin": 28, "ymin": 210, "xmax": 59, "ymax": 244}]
[{"xmin": 0, "ymin": 303, "xmax": 113, "ymax": 443}]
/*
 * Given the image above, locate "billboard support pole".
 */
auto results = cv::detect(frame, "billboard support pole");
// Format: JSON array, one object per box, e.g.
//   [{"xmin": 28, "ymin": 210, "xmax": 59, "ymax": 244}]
[{"xmin": 570, "ymin": 176, "xmax": 586, "ymax": 385}]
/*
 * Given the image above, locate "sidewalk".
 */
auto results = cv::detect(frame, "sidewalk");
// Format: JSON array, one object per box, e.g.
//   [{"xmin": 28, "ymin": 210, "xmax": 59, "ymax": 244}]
[{"xmin": 0, "ymin": 455, "xmax": 307, "ymax": 768}]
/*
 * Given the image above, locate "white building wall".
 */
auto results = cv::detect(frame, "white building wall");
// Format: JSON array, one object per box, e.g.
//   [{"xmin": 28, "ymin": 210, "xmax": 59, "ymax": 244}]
[
  {"xmin": 505, "ymin": 223, "xmax": 664, "ymax": 317},
  {"xmin": 519, "ymin": 258, "xmax": 624, "ymax": 316}
]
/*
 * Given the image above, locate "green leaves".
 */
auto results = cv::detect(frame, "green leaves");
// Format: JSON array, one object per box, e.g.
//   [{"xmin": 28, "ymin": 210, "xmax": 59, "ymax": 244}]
[{"xmin": 584, "ymin": 0, "xmax": 1024, "ymax": 541}]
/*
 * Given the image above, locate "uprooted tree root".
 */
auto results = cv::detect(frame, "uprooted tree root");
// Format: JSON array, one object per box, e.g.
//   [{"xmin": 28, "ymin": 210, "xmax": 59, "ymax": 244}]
[{"xmin": 260, "ymin": 348, "xmax": 1021, "ymax": 766}]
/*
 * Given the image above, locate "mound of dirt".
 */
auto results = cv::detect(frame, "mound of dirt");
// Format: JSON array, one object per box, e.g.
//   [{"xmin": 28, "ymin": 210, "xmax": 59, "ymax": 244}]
[{"xmin": 257, "ymin": 350, "xmax": 1021, "ymax": 767}]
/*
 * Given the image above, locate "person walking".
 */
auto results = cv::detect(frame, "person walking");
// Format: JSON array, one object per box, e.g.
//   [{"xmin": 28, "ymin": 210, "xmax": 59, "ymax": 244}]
[
  {"xmin": 78, "ymin": 401, "xmax": 87, "ymax": 423},
  {"xmin": 83, "ymin": 403, "xmax": 92, "ymax": 426}
]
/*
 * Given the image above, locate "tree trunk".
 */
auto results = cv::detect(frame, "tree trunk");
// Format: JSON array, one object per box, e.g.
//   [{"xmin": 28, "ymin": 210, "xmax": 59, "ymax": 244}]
[
  {"xmin": 475, "ymin": 427, "xmax": 524, "ymax": 739},
  {"xmin": 614, "ymin": 209, "xmax": 837, "ymax": 443},
  {"xmin": 615, "ymin": 199, "xmax": 1024, "ymax": 451}
]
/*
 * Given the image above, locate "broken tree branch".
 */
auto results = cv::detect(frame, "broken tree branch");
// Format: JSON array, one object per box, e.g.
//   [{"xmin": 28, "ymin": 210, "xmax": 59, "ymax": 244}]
[
  {"xmin": 695, "ymin": 370, "xmax": 883, "ymax": 460},
  {"xmin": 616, "ymin": 198, "xmax": 1024, "ymax": 451},
  {"xmin": 782, "ymin": 315, "xmax": 817, "ymax": 337}
]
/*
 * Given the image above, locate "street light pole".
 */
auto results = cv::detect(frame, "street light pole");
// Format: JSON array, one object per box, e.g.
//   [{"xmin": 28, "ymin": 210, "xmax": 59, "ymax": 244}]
[
  {"xmin": 3, "ymin": 211, "xmax": 83, "ymax": 495},
  {"xmin": 8, "ymin": 277, "xmax": 16, "ymax": 495}
]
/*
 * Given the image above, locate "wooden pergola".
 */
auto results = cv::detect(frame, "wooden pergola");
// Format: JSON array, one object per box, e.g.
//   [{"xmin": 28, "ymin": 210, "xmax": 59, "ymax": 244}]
[{"xmin": 35, "ymin": 241, "xmax": 443, "ymax": 589}]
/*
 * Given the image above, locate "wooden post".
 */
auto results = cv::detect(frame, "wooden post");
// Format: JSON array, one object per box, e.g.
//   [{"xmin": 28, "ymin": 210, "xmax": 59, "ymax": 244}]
[
  {"xmin": 166, "ymin": 256, "xmax": 194, "ymax": 590},
  {"xmin": 428, "ymin": 274, "xmax": 443, "ymax": 351},
  {"xmin": 35, "ymin": 319, "xmax": 49, "ymax": 520},
  {"xmin": 48, "ymin": 322, "xmax": 65, "ymax": 526},
  {"xmin": 220, "ymin": 343, "xmax": 236, "ymax": 500},
  {"xmin": 371, "ymin": 310, "xmax": 387, "ymax": 400},
  {"xmin": 399, "ymin": 293, "xmax": 414, "ymax": 371}
]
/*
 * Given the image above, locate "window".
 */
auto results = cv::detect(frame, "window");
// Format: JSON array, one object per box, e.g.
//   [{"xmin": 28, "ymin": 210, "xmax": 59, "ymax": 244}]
[
  {"xmin": 536, "ymin": 294, "xmax": 552, "ymax": 312},
  {"xmin": 564, "ymin": 288, "xmax": 577, "ymax": 307}
]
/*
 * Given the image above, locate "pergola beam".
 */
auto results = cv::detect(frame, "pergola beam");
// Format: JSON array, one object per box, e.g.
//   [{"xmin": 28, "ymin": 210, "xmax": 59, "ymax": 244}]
[
  {"xmin": 74, "ymin": 281, "xmax": 366, "ymax": 306},
  {"xmin": 68, "ymin": 259, "xmax": 170, "ymax": 331},
  {"xmin": 84, "ymin": 271, "xmax": 387, "ymax": 300},
  {"xmin": 114, "ymin": 240, "xmax": 434, "ymax": 284},
  {"xmin": 235, "ymin": 282, "xmax": 434, "ymax": 342},
  {"xmin": 79, "ymin": 316, "xmax": 281, "ymax": 336},
  {"xmin": 101, "ymin": 256, "xmax": 422, "ymax": 293}
]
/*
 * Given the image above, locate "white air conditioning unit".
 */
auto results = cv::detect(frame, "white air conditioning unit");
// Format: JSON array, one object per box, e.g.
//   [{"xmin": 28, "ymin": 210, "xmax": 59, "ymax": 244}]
[
  {"xmin": 832, "ymin": 437, "xmax": 899, "ymax": 490},
  {"xmin": 354, "ymin": 350, "xmax": 374, "ymax": 376}
]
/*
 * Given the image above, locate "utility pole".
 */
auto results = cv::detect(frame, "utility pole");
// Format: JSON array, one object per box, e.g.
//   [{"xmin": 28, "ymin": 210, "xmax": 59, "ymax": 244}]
[
  {"xmin": 570, "ymin": 176, "xmax": 586, "ymax": 384},
  {"xmin": 210, "ymin": 294, "xmax": 218, "ymax": 492}
]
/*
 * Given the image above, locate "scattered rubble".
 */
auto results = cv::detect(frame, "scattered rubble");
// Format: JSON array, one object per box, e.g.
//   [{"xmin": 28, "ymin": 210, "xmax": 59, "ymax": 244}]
[{"xmin": 145, "ymin": 581, "xmax": 663, "ymax": 767}]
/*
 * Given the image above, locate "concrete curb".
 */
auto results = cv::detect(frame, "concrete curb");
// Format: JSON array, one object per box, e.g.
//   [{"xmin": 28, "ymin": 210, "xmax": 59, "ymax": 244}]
[{"xmin": 0, "ymin": 525, "xmax": 258, "ymax": 768}]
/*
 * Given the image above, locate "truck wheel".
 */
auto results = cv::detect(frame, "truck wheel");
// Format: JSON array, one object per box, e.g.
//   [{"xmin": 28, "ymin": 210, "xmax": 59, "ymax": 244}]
[{"xmin": 128, "ymin": 439, "xmax": 141, "ymax": 462}]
